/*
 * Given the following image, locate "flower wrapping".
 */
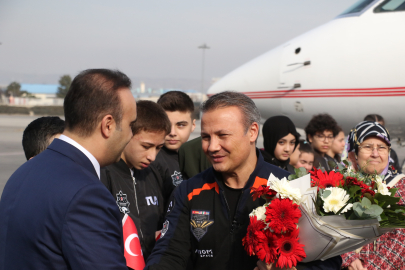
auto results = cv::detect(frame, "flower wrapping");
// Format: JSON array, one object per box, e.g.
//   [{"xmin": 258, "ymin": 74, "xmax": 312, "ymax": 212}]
[
  {"xmin": 291, "ymin": 165, "xmax": 405, "ymax": 262},
  {"xmin": 243, "ymin": 165, "xmax": 405, "ymax": 264}
]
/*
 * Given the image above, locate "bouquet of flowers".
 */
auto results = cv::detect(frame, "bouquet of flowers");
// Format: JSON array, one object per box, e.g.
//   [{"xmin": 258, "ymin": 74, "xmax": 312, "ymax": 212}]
[
  {"xmin": 243, "ymin": 163, "xmax": 405, "ymax": 265},
  {"xmin": 242, "ymin": 174, "xmax": 307, "ymax": 268},
  {"xmin": 306, "ymin": 162, "xmax": 405, "ymax": 228}
]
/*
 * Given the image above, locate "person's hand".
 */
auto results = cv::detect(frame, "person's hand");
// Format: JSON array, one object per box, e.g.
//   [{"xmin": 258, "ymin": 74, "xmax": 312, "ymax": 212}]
[
  {"xmin": 347, "ymin": 152, "xmax": 358, "ymax": 171},
  {"xmin": 348, "ymin": 259, "xmax": 366, "ymax": 270},
  {"xmin": 254, "ymin": 260, "xmax": 297, "ymax": 270},
  {"xmin": 155, "ymin": 230, "xmax": 161, "ymax": 239}
]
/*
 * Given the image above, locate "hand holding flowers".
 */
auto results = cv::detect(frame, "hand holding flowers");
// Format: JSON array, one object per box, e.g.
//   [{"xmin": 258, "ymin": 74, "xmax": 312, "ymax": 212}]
[{"xmin": 243, "ymin": 174, "xmax": 306, "ymax": 268}]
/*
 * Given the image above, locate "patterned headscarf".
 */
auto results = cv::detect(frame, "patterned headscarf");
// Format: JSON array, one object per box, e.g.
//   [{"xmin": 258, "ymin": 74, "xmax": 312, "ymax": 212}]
[
  {"xmin": 347, "ymin": 121, "xmax": 391, "ymax": 154},
  {"xmin": 347, "ymin": 121, "xmax": 395, "ymax": 182}
]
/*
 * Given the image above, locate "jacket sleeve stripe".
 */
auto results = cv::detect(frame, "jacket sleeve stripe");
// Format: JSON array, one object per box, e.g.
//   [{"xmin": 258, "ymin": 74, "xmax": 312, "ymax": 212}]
[
  {"xmin": 250, "ymin": 176, "xmax": 268, "ymax": 193},
  {"xmin": 187, "ymin": 182, "xmax": 219, "ymax": 201}
]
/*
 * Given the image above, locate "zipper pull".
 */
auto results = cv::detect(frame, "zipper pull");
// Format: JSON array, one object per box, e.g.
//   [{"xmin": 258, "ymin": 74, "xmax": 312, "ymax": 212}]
[{"xmin": 132, "ymin": 176, "xmax": 136, "ymax": 184}]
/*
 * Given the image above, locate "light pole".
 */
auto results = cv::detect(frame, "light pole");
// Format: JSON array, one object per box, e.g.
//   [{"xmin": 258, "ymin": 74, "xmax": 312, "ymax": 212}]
[{"xmin": 198, "ymin": 43, "xmax": 210, "ymax": 92}]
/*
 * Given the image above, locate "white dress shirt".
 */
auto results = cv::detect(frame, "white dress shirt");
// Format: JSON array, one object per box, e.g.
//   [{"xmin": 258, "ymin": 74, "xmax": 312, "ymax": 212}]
[{"xmin": 58, "ymin": 134, "xmax": 101, "ymax": 179}]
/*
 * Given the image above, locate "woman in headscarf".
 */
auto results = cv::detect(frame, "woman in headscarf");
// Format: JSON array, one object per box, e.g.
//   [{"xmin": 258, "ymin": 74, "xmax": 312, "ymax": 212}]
[
  {"xmin": 261, "ymin": 116, "xmax": 300, "ymax": 173},
  {"xmin": 341, "ymin": 121, "xmax": 405, "ymax": 270}
]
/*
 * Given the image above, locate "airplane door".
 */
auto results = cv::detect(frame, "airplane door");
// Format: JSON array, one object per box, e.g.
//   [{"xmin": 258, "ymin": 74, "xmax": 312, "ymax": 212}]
[{"xmin": 278, "ymin": 43, "xmax": 310, "ymax": 90}]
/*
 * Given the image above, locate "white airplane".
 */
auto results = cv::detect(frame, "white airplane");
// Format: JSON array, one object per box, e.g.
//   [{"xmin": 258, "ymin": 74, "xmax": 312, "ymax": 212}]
[{"xmin": 207, "ymin": 0, "xmax": 405, "ymax": 143}]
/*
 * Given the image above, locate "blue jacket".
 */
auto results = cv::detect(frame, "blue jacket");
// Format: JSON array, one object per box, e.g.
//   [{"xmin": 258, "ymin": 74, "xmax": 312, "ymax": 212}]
[
  {"xmin": 145, "ymin": 149, "xmax": 342, "ymax": 270},
  {"xmin": 0, "ymin": 139, "xmax": 127, "ymax": 270}
]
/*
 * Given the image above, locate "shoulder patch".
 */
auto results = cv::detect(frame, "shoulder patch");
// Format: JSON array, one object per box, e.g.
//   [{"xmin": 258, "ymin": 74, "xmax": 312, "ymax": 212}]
[
  {"xmin": 116, "ymin": 190, "xmax": 130, "ymax": 214},
  {"xmin": 161, "ymin": 220, "xmax": 169, "ymax": 238},
  {"xmin": 171, "ymin": 171, "xmax": 183, "ymax": 186},
  {"xmin": 190, "ymin": 210, "xmax": 214, "ymax": 241}
]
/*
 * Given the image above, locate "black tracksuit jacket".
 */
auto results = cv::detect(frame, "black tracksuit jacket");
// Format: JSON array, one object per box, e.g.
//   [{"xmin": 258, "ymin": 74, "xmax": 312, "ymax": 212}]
[
  {"xmin": 145, "ymin": 149, "xmax": 342, "ymax": 270},
  {"xmin": 152, "ymin": 146, "xmax": 184, "ymax": 207},
  {"xmin": 100, "ymin": 159, "xmax": 164, "ymax": 260}
]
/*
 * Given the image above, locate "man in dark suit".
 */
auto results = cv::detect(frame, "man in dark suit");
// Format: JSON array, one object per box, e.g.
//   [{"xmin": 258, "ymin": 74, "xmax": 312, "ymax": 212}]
[{"xmin": 0, "ymin": 69, "xmax": 137, "ymax": 270}]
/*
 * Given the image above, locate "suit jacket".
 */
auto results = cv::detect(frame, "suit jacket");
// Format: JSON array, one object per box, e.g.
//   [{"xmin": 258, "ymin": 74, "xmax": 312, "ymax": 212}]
[{"xmin": 0, "ymin": 139, "xmax": 127, "ymax": 270}]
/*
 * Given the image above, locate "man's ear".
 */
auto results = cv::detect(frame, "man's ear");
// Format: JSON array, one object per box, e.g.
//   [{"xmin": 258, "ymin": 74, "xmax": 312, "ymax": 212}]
[
  {"xmin": 191, "ymin": 119, "xmax": 196, "ymax": 132},
  {"xmin": 308, "ymin": 134, "xmax": 313, "ymax": 143},
  {"xmin": 101, "ymin": 114, "xmax": 115, "ymax": 138},
  {"xmin": 249, "ymin": 122, "xmax": 260, "ymax": 143}
]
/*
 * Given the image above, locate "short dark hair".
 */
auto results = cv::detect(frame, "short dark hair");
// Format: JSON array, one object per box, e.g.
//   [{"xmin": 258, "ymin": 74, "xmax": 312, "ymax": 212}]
[
  {"xmin": 157, "ymin": 91, "xmax": 194, "ymax": 115},
  {"xmin": 64, "ymin": 69, "xmax": 131, "ymax": 137},
  {"xmin": 22, "ymin": 116, "xmax": 65, "ymax": 160},
  {"xmin": 364, "ymin": 114, "xmax": 385, "ymax": 126},
  {"xmin": 299, "ymin": 140, "xmax": 314, "ymax": 155},
  {"xmin": 305, "ymin": 113, "xmax": 339, "ymax": 140},
  {"xmin": 131, "ymin": 100, "xmax": 171, "ymax": 136},
  {"xmin": 201, "ymin": 91, "xmax": 261, "ymax": 132}
]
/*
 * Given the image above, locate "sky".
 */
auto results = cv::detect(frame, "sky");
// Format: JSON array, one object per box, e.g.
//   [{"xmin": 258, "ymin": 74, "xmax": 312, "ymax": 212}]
[{"xmin": 0, "ymin": 0, "xmax": 358, "ymax": 90}]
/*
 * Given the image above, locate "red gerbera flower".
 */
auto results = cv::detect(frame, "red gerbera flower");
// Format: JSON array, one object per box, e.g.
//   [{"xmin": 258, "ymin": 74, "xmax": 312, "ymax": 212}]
[
  {"xmin": 346, "ymin": 177, "xmax": 375, "ymax": 197},
  {"xmin": 265, "ymin": 198, "xmax": 301, "ymax": 234},
  {"xmin": 276, "ymin": 229, "xmax": 306, "ymax": 269},
  {"xmin": 251, "ymin": 185, "xmax": 277, "ymax": 201},
  {"xmin": 242, "ymin": 216, "xmax": 267, "ymax": 256},
  {"xmin": 255, "ymin": 229, "xmax": 279, "ymax": 264},
  {"xmin": 310, "ymin": 168, "xmax": 344, "ymax": 189}
]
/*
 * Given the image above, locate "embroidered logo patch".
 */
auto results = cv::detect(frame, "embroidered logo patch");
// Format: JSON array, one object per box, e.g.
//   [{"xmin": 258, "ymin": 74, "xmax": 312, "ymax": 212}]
[
  {"xmin": 190, "ymin": 210, "xmax": 214, "ymax": 241},
  {"xmin": 145, "ymin": 196, "xmax": 158, "ymax": 206},
  {"xmin": 167, "ymin": 198, "xmax": 175, "ymax": 213},
  {"xmin": 116, "ymin": 190, "xmax": 130, "ymax": 214},
  {"xmin": 195, "ymin": 249, "xmax": 214, "ymax": 258},
  {"xmin": 171, "ymin": 171, "xmax": 183, "ymax": 186},
  {"xmin": 161, "ymin": 220, "xmax": 169, "ymax": 238}
]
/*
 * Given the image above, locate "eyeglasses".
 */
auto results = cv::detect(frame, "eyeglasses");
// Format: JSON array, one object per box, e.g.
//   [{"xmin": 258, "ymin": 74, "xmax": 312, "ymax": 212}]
[
  {"xmin": 314, "ymin": 134, "xmax": 334, "ymax": 142},
  {"xmin": 359, "ymin": 144, "xmax": 390, "ymax": 154}
]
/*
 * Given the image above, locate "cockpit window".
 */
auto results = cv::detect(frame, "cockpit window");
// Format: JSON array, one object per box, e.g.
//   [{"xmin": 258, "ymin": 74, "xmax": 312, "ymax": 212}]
[
  {"xmin": 374, "ymin": 0, "xmax": 405, "ymax": 12},
  {"xmin": 339, "ymin": 0, "xmax": 376, "ymax": 16}
]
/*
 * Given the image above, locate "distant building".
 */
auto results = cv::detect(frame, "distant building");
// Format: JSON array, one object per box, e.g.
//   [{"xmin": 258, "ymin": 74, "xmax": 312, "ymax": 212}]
[
  {"xmin": 21, "ymin": 84, "xmax": 58, "ymax": 99},
  {"xmin": 4, "ymin": 84, "xmax": 63, "ymax": 106}
]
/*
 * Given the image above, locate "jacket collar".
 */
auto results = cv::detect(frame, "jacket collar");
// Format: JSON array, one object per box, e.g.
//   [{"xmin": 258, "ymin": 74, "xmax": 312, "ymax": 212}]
[
  {"xmin": 214, "ymin": 148, "xmax": 264, "ymax": 191},
  {"xmin": 48, "ymin": 139, "xmax": 99, "ymax": 179}
]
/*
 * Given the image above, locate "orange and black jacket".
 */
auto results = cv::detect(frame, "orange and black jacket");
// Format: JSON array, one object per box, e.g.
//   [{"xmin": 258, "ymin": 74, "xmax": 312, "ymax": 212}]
[{"xmin": 145, "ymin": 149, "xmax": 342, "ymax": 270}]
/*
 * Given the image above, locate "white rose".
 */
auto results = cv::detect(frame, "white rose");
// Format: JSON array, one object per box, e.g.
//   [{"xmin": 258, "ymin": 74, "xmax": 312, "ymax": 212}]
[
  {"xmin": 249, "ymin": 204, "xmax": 268, "ymax": 222},
  {"xmin": 267, "ymin": 174, "xmax": 301, "ymax": 205}
]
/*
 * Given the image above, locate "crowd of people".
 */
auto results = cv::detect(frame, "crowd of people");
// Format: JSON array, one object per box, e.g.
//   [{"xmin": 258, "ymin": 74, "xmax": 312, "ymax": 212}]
[{"xmin": 0, "ymin": 68, "xmax": 404, "ymax": 270}]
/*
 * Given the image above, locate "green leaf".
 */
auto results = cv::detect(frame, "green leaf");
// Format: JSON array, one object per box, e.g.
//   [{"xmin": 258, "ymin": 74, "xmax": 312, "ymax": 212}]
[
  {"xmin": 361, "ymin": 197, "xmax": 371, "ymax": 209},
  {"xmin": 323, "ymin": 190, "xmax": 332, "ymax": 199},
  {"xmin": 353, "ymin": 202, "xmax": 365, "ymax": 218},
  {"xmin": 364, "ymin": 204, "xmax": 383, "ymax": 218},
  {"xmin": 328, "ymin": 160, "xmax": 337, "ymax": 170},
  {"xmin": 389, "ymin": 188, "xmax": 398, "ymax": 196},
  {"xmin": 348, "ymin": 185, "xmax": 361, "ymax": 198},
  {"xmin": 337, "ymin": 163, "xmax": 345, "ymax": 171},
  {"xmin": 363, "ymin": 193, "xmax": 375, "ymax": 204},
  {"xmin": 380, "ymin": 212, "xmax": 388, "ymax": 221},
  {"xmin": 374, "ymin": 193, "xmax": 400, "ymax": 207}
]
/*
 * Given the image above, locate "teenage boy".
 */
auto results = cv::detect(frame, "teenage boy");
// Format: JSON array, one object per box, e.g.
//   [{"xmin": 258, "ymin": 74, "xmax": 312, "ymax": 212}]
[
  {"xmin": 101, "ymin": 100, "xmax": 171, "ymax": 261},
  {"xmin": 153, "ymin": 91, "xmax": 196, "ymax": 204},
  {"xmin": 305, "ymin": 113, "xmax": 340, "ymax": 170},
  {"xmin": 22, "ymin": 116, "xmax": 65, "ymax": 160}
]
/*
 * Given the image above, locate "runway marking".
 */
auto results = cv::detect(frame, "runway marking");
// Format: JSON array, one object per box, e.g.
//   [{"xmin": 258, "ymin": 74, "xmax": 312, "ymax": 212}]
[{"xmin": 0, "ymin": 151, "xmax": 24, "ymax": 156}]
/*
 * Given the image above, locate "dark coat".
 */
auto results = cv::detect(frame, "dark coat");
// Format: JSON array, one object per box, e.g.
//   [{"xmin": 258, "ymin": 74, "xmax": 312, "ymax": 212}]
[
  {"xmin": 145, "ymin": 149, "xmax": 342, "ymax": 270},
  {"xmin": 101, "ymin": 159, "xmax": 165, "ymax": 260},
  {"xmin": 0, "ymin": 139, "xmax": 127, "ymax": 270}
]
